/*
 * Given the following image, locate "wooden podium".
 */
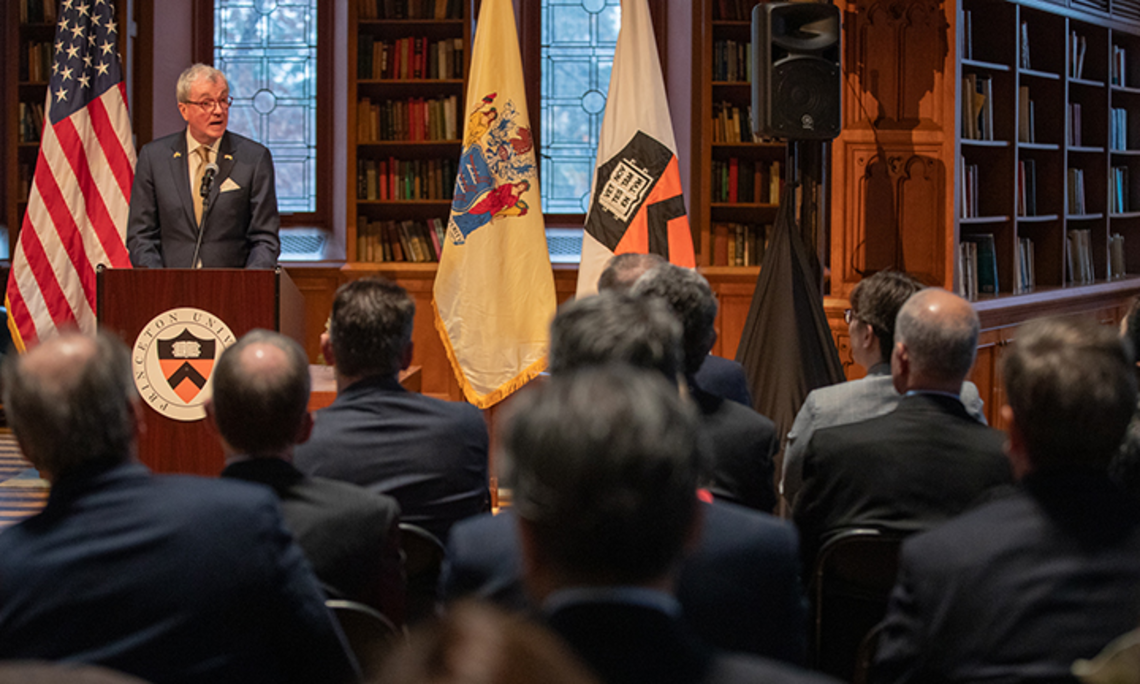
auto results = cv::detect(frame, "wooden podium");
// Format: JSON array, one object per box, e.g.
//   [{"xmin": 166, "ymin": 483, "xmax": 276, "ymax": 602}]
[{"xmin": 96, "ymin": 267, "xmax": 304, "ymax": 476}]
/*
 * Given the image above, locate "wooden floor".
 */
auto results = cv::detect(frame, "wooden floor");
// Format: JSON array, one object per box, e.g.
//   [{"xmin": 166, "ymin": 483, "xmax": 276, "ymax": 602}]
[{"xmin": 0, "ymin": 431, "xmax": 48, "ymax": 529}]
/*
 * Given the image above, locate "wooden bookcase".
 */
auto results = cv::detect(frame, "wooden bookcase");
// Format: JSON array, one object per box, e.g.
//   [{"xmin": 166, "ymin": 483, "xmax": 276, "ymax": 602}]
[{"xmin": 347, "ymin": 1, "xmax": 470, "ymax": 266}]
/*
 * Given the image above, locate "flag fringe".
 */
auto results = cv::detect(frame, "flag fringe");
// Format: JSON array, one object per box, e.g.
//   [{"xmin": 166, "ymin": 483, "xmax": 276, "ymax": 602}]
[
  {"xmin": 6, "ymin": 296, "xmax": 27, "ymax": 354},
  {"xmin": 432, "ymin": 298, "xmax": 547, "ymax": 409}
]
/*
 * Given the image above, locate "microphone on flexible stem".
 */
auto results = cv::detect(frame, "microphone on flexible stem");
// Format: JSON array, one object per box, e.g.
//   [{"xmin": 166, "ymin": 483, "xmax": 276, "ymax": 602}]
[{"xmin": 192, "ymin": 161, "xmax": 219, "ymax": 268}]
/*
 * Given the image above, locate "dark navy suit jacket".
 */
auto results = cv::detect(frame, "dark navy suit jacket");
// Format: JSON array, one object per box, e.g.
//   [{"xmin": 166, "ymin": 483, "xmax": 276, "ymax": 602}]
[
  {"xmin": 294, "ymin": 374, "xmax": 490, "ymax": 542},
  {"xmin": 693, "ymin": 355, "xmax": 753, "ymax": 407},
  {"xmin": 441, "ymin": 501, "xmax": 808, "ymax": 664},
  {"xmin": 0, "ymin": 462, "xmax": 357, "ymax": 684},
  {"xmin": 127, "ymin": 130, "xmax": 280, "ymax": 268}
]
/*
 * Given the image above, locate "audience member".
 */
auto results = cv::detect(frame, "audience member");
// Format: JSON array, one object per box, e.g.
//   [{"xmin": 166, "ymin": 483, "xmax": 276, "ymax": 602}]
[
  {"xmin": 873, "ymin": 316, "xmax": 1140, "ymax": 684},
  {"xmin": 294, "ymin": 278, "xmax": 490, "ymax": 542},
  {"xmin": 1112, "ymin": 297, "xmax": 1140, "ymax": 497},
  {"xmin": 374, "ymin": 601, "xmax": 601, "ymax": 684},
  {"xmin": 598, "ymin": 253, "xmax": 751, "ymax": 406},
  {"xmin": 443, "ymin": 293, "xmax": 809, "ymax": 664},
  {"xmin": 504, "ymin": 365, "xmax": 834, "ymax": 684},
  {"xmin": 631, "ymin": 263, "xmax": 778, "ymax": 512},
  {"xmin": 0, "ymin": 333, "xmax": 357, "ymax": 684},
  {"xmin": 0, "ymin": 663, "xmax": 151, "ymax": 684},
  {"xmin": 793, "ymin": 288, "xmax": 1010, "ymax": 567},
  {"xmin": 782, "ymin": 271, "xmax": 985, "ymax": 504},
  {"xmin": 210, "ymin": 329, "xmax": 404, "ymax": 622}
]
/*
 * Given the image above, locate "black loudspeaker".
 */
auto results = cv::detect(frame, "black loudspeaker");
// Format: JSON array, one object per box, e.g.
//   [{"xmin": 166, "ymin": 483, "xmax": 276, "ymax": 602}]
[{"xmin": 752, "ymin": 2, "xmax": 842, "ymax": 140}]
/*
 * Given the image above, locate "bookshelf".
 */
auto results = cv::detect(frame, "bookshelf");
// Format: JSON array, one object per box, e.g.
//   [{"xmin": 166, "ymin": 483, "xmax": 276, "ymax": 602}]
[
  {"xmin": 347, "ymin": 0, "xmax": 469, "ymax": 265},
  {"xmin": 694, "ymin": 0, "xmax": 783, "ymax": 270}
]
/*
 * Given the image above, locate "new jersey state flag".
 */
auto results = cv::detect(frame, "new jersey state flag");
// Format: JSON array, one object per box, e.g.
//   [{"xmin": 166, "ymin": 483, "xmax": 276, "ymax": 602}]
[
  {"xmin": 433, "ymin": 0, "xmax": 556, "ymax": 409},
  {"xmin": 575, "ymin": 0, "xmax": 695, "ymax": 297}
]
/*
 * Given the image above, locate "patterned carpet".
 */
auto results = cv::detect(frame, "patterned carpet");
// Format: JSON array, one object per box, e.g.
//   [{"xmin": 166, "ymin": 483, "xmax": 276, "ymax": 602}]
[{"xmin": 0, "ymin": 431, "xmax": 49, "ymax": 529}]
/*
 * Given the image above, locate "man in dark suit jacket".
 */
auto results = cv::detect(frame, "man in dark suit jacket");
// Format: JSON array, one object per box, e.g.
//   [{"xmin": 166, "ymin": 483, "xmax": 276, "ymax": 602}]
[
  {"xmin": 442, "ymin": 500, "xmax": 807, "ymax": 664},
  {"xmin": 873, "ymin": 316, "xmax": 1140, "ymax": 684},
  {"xmin": 127, "ymin": 63, "xmax": 279, "ymax": 268},
  {"xmin": 0, "ymin": 332, "xmax": 356, "ymax": 684},
  {"xmin": 209, "ymin": 329, "xmax": 404, "ymax": 623},
  {"xmin": 504, "ymin": 365, "xmax": 833, "ymax": 684},
  {"xmin": 294, "ymin": 278, "xmax": 489, "ymax": 542},
  {"xmin": 631, "ymin": 263, "xmax": 779, "ymax": 513},
  {"xmin": 793, "ymin": 288, "xmax": 1011, "ymax": 567}
]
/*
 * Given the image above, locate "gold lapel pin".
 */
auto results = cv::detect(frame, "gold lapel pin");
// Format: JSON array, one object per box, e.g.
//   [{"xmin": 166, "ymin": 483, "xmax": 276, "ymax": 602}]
[
  {"xmin": 224, "ymin": 154, "xmax": 233, "ymax": 161},
  {"xmin": 173, "ymin": 151, "xmax": 182, "ymax": 158}
]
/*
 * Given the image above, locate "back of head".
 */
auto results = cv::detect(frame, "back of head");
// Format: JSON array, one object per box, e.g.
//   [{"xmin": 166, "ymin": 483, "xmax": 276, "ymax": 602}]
[
  {"xmin": 849, "ymin": 270, "xmax": 924, "ymax": 364},
  {"xmin": 329, "ymin": 278, "xmax": 415, "ymax": 379},
  {"xmin": 375, "ymin": 601, "xmax": 599, "ymax": 684},
  {"xmin": 596, "ymin": 253, "xmax": 666, "ymax": 293},
  {"xmin": 1003, "ymin": 316, "xmax": 1137, "ymax": 470},
  {"xmin": 504, "ymin": 365, "xmax": 701, "ymax": 585},
  {"xmin": 2, "ymin": 332, "xmax": 135, "ymax": 478},
  {"xmin": 629, "ymin": 263, "xmax": 718, "ymax": 376},
  {"xmin": 1123, "ymin": 295, "xmax": 1140, "ymax": 362},
  {"xmin": 894, "ymin": 288, "xmax": 980, "ymax": 386},
  {"xmin": 212, "ymin": 329, "xmax": 311, "ymax": 457},
  {"xmin": 548, "ymin": 292, "xmax": 683, "ymax": 382}
]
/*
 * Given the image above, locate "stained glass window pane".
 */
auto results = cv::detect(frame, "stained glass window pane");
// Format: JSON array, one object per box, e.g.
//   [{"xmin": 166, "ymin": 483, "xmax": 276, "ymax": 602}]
[
  {"xmin": 541, "ymin": 0, "xmax": 620, "ymax": 214},
  {"xmin": 215, "ymin": 0, "xmax": 317, "ymax": 214}
]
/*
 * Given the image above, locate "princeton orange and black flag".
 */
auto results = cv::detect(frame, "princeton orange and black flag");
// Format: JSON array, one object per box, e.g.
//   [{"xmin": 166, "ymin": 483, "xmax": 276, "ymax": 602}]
[{"xmin": 576, "ymin": 0, "xmax": 695, "ymax": 297}]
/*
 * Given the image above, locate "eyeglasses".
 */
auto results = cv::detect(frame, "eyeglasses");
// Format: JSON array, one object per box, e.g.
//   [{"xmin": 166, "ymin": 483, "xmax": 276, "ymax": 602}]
[
  {"xmin": 183, "ymin": 96, "xmax": 234, "ymax": 112},
  {"xmin": 843, "ymin": 308, "xmax": 857, "ymax": 325}
]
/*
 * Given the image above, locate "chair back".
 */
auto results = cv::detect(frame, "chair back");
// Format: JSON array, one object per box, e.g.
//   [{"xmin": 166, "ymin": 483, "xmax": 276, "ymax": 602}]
[
  {"xmin": 811, "ymin": 527, "xmax": 905, "ymax": 680},
  {"xmin": 399, "ymin": 522, "xmax": 446, "ymax": 624},
  {"xmin": 326, "ymin": 599, "xmax": 401, "ymax": 678}
]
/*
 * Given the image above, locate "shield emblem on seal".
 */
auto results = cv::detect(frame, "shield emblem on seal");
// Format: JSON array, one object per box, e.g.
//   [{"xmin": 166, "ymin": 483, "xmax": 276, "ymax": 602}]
[{"xmin": 158, "ymin": 329, "xmax": 216, "ymax": 404}]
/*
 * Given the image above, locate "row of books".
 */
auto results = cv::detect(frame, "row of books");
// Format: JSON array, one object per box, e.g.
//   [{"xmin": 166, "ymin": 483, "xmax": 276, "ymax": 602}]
[
  {"xmin": 17, "ymin": 102, "xmax": 45, "ymax": 144},
  {"xmin": 1018, "ymin": 159, "xmax": 1038, "ymax": 218},
  {"xmin": 1113, "ymin": 45, "xmax": 1128, "ymax": 87},
  {"xmin": 711, "ymin": 223, "xmax": 768, "ymax": 267},
  {"xmin": 712, "ymin": 102, "xmax": 760, "ymax": 144},
  {"xmin": 959, "ymin": 234, "xmax": 998, "ymax": 298},
  {"xmin": 713, "ymin": 0, "xmax": 759, "ymax": 21},
  {"xmin": 355, "ymin": 217, "xmax": 447, "ymax": 263},
  {"xmin": 1067, "ymin": 229, "xmax": 1097, "ymax": 284},
  {"xmin": 1112, "ymin": 108, "xmax": 1129, "ymax": 151},
  {"xmin": 1068, "ymin": 168, "xmax": 1089, "ymax": 215},
  {"xmin": 960, "ymin": 160, "xmax": 981, "ymax": 218},
  {"xmin": 20, "ymin": 41, "xmax": 53, "ymax": 84},
  {"xmin": 356, "ymin": 157, "xmax": 457, "ymax": 201},
  {"xmin": 1017, "ymin": 86, "xmax": 1035, "ymax": 144},
  {"xmin": 358, "ymin": 0, "xmax": 462, "ymax": 20},
  {"xmin": 357, "ymin": 96, "xmax": 459, "ymax": 142},
  {"xmin": 1015, "ymin": 237, "xmax": 1037, "ymax": 294},
  {"xmin": 357, "ymin": 36, "xmax": 464, "ymax": 81},
  {"xmin": 18, "ymin": 0, "xmax": 56, "ymax": 24},
  {"xmin": 1069, "ymin": 103, "xmax": 1083, "ymax": 147},
  {"xmin": 1070, "ymin": 32, "xmax": 1089, "ymax": 80},
  {"xmin": 1112, "ymin": 166, "xmax": 1131, "ymax": 214},
  {"xmin": 710, "ymin": 159, "xmax": 783, "ymax": 205},
  {"xmin": 1110, "ymin": 234, "xmax": 1128, "ymax": 279},
  {"xmin": 962, "ymin": 74, "xmax": 993, "ymax": 141},
  {"xmin": 713, "ymin": 40, "xmax": 752, "ymax": 83}
]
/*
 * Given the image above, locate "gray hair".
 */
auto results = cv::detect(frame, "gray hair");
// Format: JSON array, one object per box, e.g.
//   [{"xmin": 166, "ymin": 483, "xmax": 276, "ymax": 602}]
[
  {"xmin": 504, "ymin": 365, "xmax": 700, "ymax": 584},
  {"xmin": 176, "ymin": 63, "xmax": 227, "ymax": 102},
  {"xmin": 894, "ymin": 288, "xmax": 980, "ymax": 385},
  {"xmin": 2, "ymin": 332, "xmax": 137, "ymax": 477},
  {"xmin": 1003, "ymin": 316, "xmax": 1137, "ymax": 469},
  {"xmin": 597, "ymin": 253, "xmax": 666, "ymax": 293},
  {"xmin": 629, "ymin": 263, "xmax": 718, "ymax": 376}
]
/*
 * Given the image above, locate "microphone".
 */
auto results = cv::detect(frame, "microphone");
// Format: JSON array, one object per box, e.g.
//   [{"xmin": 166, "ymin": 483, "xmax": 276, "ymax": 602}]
[{"xmin": 200, "ymin": 161, "xmax": 219, "ymax": 199}]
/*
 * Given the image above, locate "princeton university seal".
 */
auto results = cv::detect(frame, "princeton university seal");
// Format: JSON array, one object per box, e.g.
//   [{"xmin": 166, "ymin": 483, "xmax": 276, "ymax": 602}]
[{"xmin": 131, "ymin": 308, "xmax": 235, "ymax": 422}]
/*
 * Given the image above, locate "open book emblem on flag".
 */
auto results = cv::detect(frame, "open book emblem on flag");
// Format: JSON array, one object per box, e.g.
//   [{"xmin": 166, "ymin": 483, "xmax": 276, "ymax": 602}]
[
  {"xmin": 449, "ymin": 92, "xmax": 537, "ymax": 244},
  {"xmin": 132, "ymin": 307, "xmax": 236, "ymax": 422},
  {"xmin": 587, "ymin": 131, "xmax": 687, "ymax": 256}
]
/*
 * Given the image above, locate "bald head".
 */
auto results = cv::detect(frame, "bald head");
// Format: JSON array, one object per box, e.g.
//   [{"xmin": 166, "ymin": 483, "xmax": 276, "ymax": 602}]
[
  {"xmin": 893, "ymin": 288, "xmax": 980, "ymax": 393},
  {"xmin": 2, "ymin": 332, "xmax": 137, "ymax": 479},
  {"xmin": 597, "ymin": 253, "xmax": 666, "ymax": 293},
  {"xmin": 211, "ymin": 329, "xmax": 311, "ymax": 457}
]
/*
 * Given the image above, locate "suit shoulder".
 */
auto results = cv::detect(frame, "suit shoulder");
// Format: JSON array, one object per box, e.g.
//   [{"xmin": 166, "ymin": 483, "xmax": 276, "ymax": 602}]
[
  {"xmin": 225, "ymin": 131, "xmax": 272, "ymax": 157},
  {"xmin": 138, "ymin": 130, "xmax": 184, "ymax": 156},
  {"xmin": 305, "ymin": 476, "xmax": 401, "ymax": 517},
  {"xmin": 710, "ymin": 653, "xmax": 837, "ymax": 684},
  {"xmin": 704, "ymin": 501, "xmax": 798, "ymax": 552}
]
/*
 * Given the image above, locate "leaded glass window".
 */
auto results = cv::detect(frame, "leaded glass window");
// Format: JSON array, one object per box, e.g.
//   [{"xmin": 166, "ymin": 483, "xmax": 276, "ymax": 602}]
[
  {"xmin": 214, "ymin": 0, "xmax": 317, "ymax": 214},
  {"xmin": 541, "ymin": 0, "xmax": 621, "ymax": 214}
]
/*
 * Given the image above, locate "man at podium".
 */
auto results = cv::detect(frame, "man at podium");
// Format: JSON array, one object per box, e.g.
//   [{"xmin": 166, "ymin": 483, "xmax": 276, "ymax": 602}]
[{"xmin": 127, "ymin": 64, "xmax": 280, "ymax": 269}]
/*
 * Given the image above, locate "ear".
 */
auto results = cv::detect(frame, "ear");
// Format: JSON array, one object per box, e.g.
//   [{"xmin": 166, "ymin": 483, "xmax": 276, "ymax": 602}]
[
  {"xmin": 891, "ymin": 341, "xmax": 909, "ymax": 394},
  {"xmin": 177, "ymin": 102, "xmax": 191, "ymax": 124},
  {"xmin": 294, "ymin": 411, "xmax": 314, "ymax": 446},
  {"xmin": 400, "ymin": 340, "xmax": 414, "ymax": 371},
  {"xmin": 319, "ymin": 332, "xmax": 335, "ymax": 367},
  {"xmin": 203, "ymin": 398, "xmax": 218, "ymax": 438},
  {"xmin": 1002, "ymin": 405, "xmax": 1032, "ymax": 479}
]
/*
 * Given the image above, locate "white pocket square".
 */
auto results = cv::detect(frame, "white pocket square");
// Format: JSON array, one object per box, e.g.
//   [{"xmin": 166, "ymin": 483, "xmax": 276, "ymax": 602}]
[{"xmin": 220, "ymin": 178, "xmax": 241, "ymax": 192}]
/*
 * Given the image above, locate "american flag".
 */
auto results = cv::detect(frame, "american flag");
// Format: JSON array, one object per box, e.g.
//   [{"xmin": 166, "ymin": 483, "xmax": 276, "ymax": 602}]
[{"xmin": 7, "ymin": 0, "xmax": 135, "ymax": 350}]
